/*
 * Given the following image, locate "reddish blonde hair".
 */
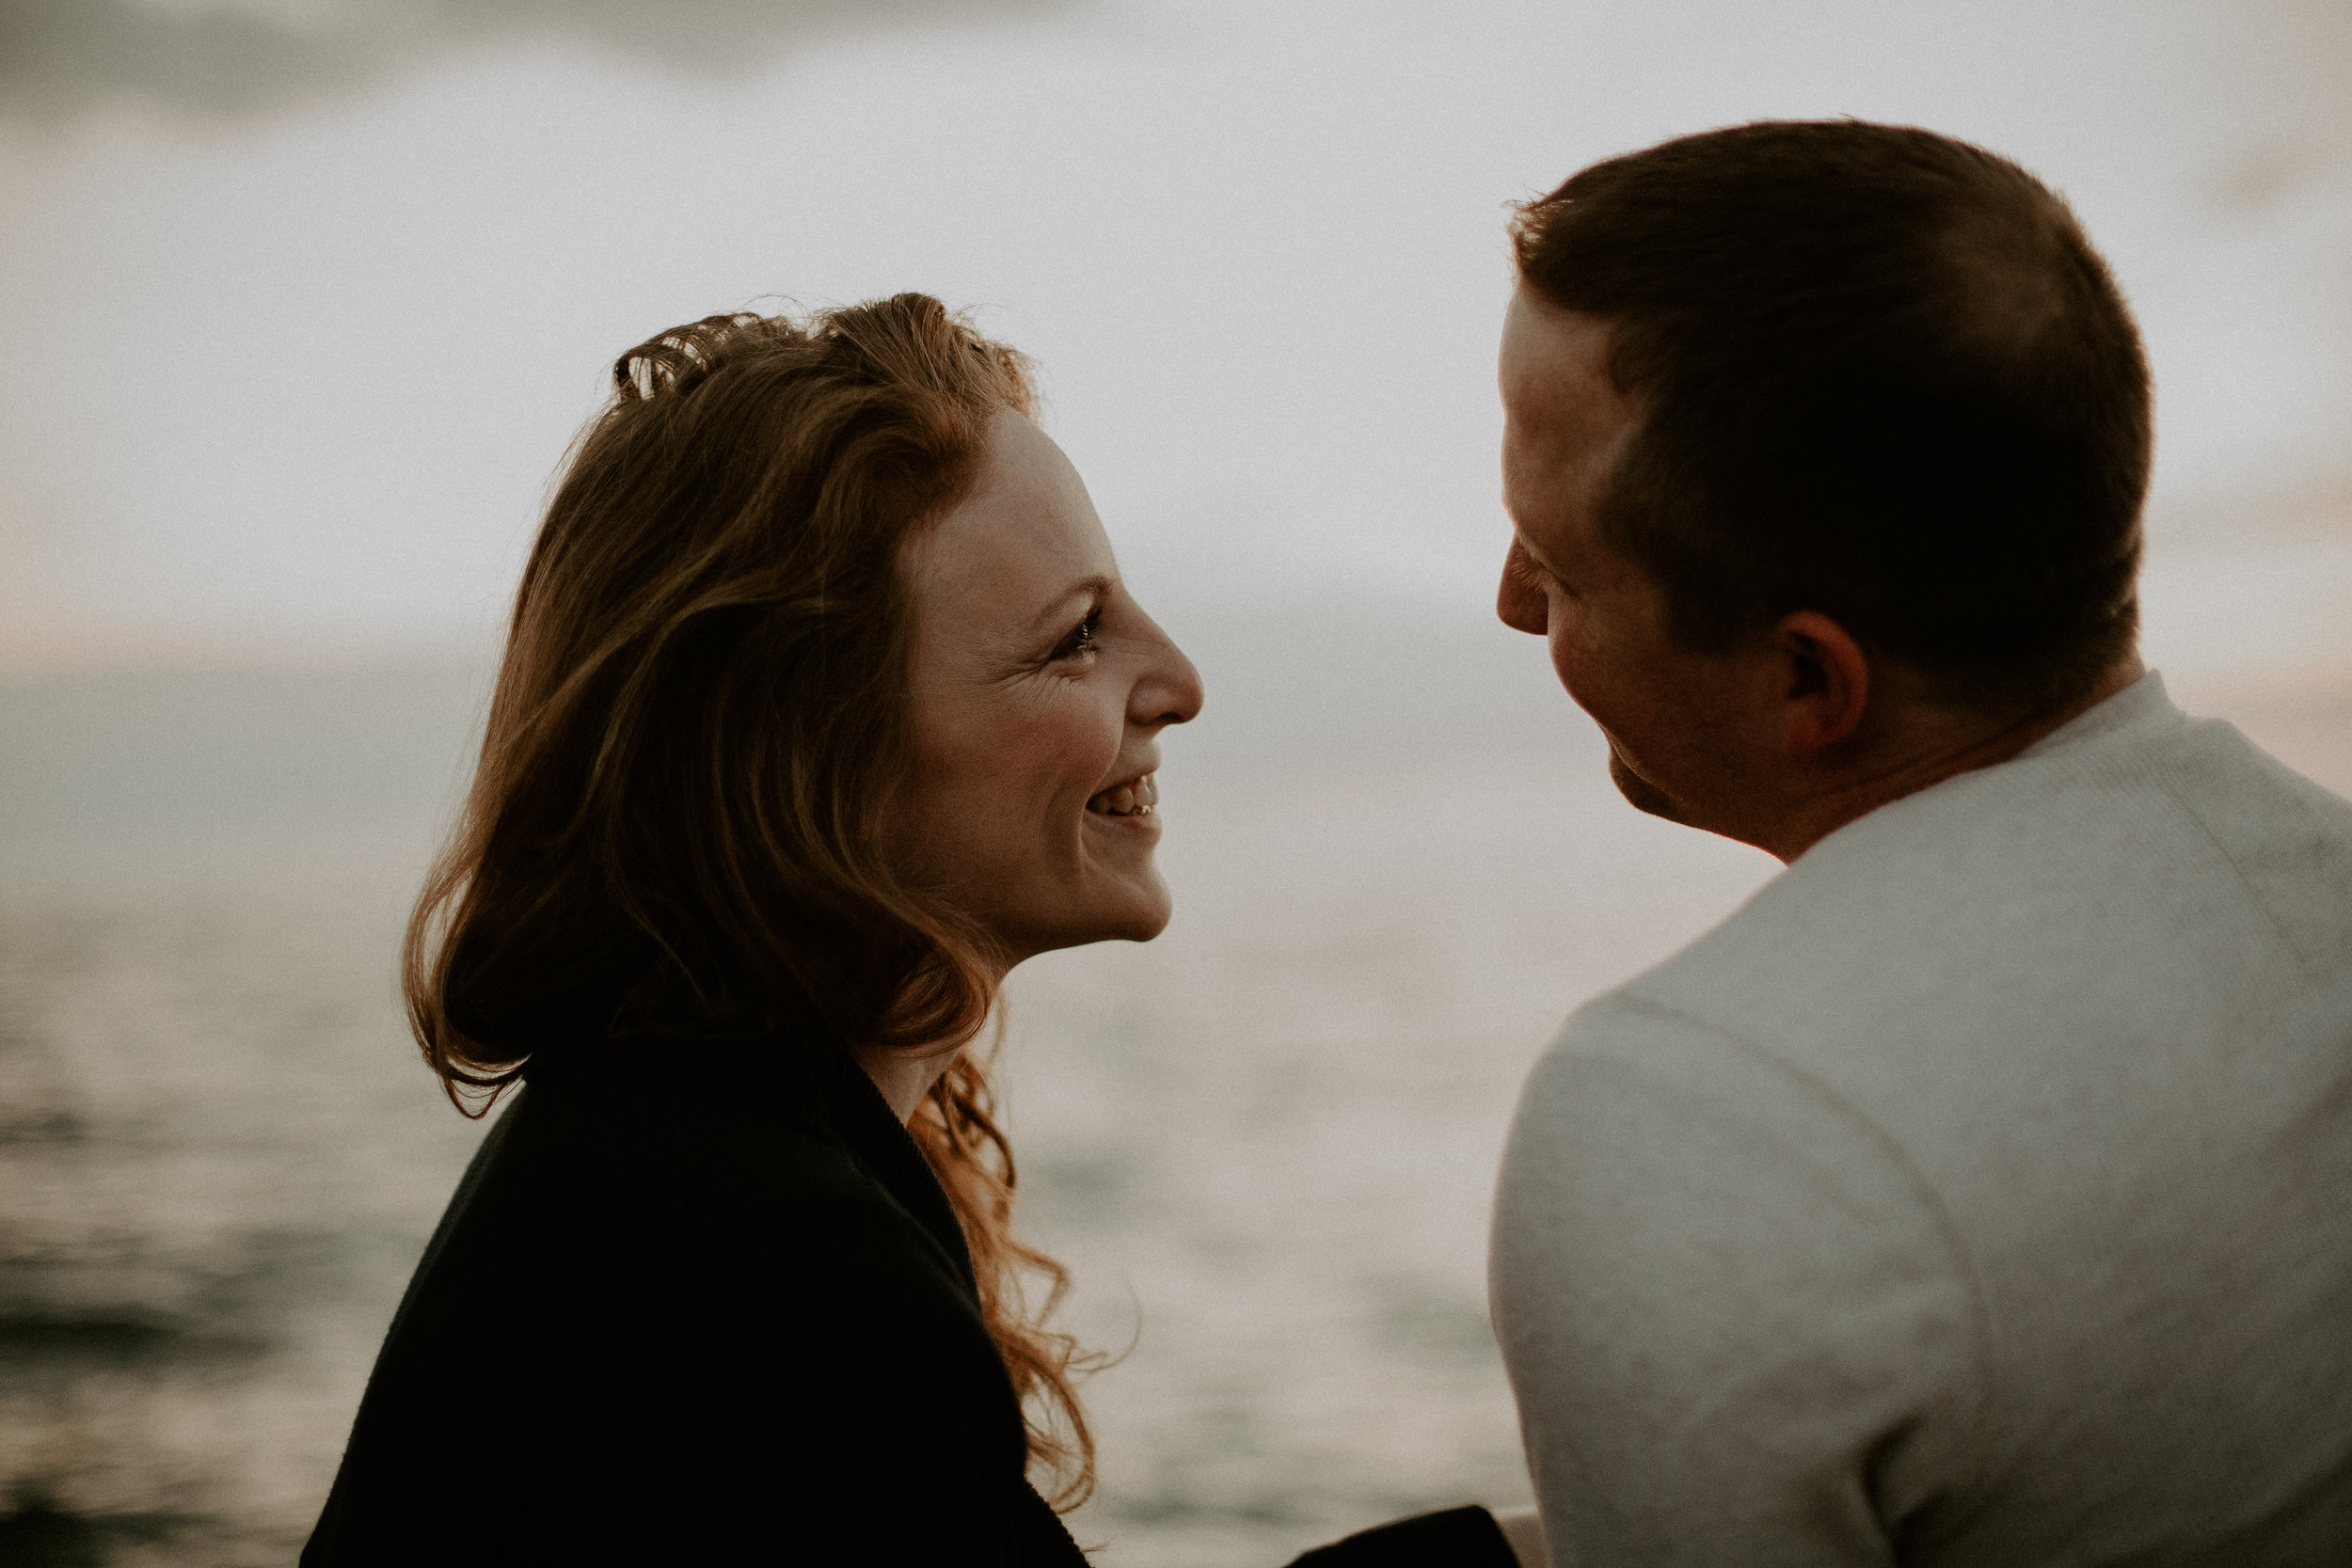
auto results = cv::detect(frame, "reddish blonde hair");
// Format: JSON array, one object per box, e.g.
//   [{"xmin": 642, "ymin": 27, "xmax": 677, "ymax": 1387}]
[{"xmin": 403, "ymin": 293, "xmax": 1095, "ymax": 1505}]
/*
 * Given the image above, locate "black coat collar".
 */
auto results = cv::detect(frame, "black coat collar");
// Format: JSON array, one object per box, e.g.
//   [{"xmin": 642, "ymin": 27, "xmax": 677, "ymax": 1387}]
[
  {"xmin": 520, "ymin": 1032, "xmax": 979, "ymax": 1295},
  {"xmin": 796, "ymin": 1042, "xmax": 979, "ymax": 1295}
]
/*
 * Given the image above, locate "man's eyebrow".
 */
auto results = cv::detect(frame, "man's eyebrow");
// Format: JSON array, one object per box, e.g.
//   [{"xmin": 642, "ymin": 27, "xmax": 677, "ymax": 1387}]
[
  {"xmin": 1511, "ymin": 529, "xmax": 1565, "ymax": 581},
  {"xmin": 1024, "ymin": 575, "xmax": 1115, "ymax": 632}
]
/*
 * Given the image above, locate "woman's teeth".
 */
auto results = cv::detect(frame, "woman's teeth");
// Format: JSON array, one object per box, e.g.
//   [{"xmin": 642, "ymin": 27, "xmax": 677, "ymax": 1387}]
[{"xmin": 1087, "ymin": 773, "xmax": 1159, "ymax": 817}]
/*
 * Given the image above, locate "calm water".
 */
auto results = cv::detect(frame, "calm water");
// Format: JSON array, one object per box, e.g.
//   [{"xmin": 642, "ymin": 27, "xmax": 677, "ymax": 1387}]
[{"xmin": 3, "ymin": 638, "xmax": 2343, "ymax": 1565}]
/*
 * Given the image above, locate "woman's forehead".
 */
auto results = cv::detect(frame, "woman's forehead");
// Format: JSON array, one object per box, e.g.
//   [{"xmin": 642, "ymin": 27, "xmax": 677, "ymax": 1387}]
[{"xmin": 905, "ymin": 413, "xmax": 1117, "ymax": 617}]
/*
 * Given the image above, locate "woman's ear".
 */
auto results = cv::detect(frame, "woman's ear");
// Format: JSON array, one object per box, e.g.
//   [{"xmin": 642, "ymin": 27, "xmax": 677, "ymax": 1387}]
[{"xmin": 1774, "ymin": 610, "xmax": 1870, "ymax": 757}]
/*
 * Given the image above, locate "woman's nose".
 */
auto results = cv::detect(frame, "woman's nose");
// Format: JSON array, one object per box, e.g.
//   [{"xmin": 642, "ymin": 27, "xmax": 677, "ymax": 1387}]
[{"xmin": 1133, "ymin": 625, "xmax": 1204, "ymax": 729}]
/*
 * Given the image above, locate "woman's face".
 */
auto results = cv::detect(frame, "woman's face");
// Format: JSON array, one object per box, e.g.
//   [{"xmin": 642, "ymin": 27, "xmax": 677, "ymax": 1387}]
[{"xmin": 890, "ymin": 410, "xmax": 1205, "ymax": 968}]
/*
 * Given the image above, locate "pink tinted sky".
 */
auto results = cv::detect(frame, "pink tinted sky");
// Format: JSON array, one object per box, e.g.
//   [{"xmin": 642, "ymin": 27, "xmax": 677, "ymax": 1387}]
[{"xmin": 0, "ymin": 0, "xmax": 2346, "ymax": 691}]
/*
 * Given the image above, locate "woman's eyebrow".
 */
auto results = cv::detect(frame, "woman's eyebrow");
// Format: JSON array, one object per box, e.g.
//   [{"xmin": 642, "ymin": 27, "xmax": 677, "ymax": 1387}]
[{"xmin": 1023, "ymin": 575, "xmax": 1115, "ymax": 632}]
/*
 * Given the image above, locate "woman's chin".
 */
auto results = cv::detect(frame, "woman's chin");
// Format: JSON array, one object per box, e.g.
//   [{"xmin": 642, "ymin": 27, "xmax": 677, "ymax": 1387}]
[
  {"xmin": 1115, "ymin": 894, "xmax": 1175, "ymax": 944},
  {"xmin": 1083, "ymin": 885, "xmax": 1174, "ymax": 947},
  {"xmin": 1013, "ymin": 879, "xmax": 1173, "ymax": 958}
]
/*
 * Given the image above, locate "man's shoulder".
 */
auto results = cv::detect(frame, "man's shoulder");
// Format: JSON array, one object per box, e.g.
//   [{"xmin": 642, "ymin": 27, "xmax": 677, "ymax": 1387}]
[
  {"xmin": 2142, "ymin": 708, "xmax": 2352, "ymax": 974},
  {"xmin": 1617, "ymin": 690, "xmax": 2352, "ymax": 1056},
  {"xmin": 1500, "ymin": 725, "xmax": 2352, "ymax": 1568}
]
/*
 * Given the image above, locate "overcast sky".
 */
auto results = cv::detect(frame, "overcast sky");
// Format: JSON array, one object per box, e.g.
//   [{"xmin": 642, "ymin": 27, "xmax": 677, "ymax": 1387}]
[{"xmin": 2, "ymin": 0, "xmax": 2347, "ymax": 681}]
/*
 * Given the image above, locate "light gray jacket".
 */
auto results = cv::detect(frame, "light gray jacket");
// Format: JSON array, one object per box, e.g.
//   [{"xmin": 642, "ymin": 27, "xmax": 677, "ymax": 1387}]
[{"xmin": 1491, "ymin": 673, "xmax": 2352, "ymax": 1565}]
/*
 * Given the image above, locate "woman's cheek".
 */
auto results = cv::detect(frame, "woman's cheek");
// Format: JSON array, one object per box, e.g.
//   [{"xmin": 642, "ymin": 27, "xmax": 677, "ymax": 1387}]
[{"xmin": 1054, "ymin": 678, "xmax": 1124, "ymax": 787}]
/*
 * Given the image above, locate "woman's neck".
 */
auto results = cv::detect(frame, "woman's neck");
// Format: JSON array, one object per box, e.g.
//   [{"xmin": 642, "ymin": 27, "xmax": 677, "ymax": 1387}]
[{"xmin": 853, "ymin": 1041, "xmax": 961, "ymax": 1124}]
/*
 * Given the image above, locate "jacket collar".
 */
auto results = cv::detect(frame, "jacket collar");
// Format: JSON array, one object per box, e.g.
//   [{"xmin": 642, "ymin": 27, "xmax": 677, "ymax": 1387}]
[
  {"xmin": 2015, "ymin": 667, "xmax": 2181, "ymax": 761},
  {"xmin": 518, "ymin": 1031, "xmax": 979, "ymax": 1295},
  {"xmin": 801, "ymin": 1042, "xmax": 981, "ymax": 1295}
]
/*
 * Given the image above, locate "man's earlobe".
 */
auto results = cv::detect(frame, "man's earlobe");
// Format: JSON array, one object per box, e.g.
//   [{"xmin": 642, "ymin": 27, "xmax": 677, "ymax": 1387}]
[{"xmin": 1778, "ymin": 610, "xmax": 1869, "ymax": 757}]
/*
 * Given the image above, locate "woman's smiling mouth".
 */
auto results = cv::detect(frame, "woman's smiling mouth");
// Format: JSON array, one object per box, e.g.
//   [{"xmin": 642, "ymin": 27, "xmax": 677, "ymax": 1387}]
[{"xmin": 1086, "ymin": 772, "xmax": 1158, "ymax": 817}]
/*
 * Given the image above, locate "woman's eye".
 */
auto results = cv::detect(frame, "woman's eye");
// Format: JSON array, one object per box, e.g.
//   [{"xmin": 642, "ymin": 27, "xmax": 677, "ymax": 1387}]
[{"xmin": 1051, "ymin": 610, "xmax": 1102, "ymax": 662}]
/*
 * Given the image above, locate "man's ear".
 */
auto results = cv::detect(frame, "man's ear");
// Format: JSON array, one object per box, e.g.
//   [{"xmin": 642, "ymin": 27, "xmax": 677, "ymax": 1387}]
[{"xmin": 1774, "ymin": 610, "xmax": 1870, "ymax": 757}]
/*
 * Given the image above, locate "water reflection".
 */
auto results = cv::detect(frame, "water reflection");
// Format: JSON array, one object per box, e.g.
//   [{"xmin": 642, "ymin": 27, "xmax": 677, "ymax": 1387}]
[{"xmin": 0, "ymin": 612, "xmax": 1778, "ymax": 1563}]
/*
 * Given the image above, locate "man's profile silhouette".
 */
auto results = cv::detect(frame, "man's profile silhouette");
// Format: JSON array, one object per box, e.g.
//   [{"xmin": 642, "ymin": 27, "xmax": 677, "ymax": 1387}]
[
  {"xmin": 1284, "ymin": 118, "xmax": 2350, "ymax": 1568},
  {"xmin": 1486, "ymin": 119, "xmax": 2352, "ymax": 1566}
]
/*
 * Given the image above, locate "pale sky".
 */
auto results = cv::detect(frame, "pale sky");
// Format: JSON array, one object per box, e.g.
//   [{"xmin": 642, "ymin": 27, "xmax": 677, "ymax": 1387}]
[{"xmin": 3, "ymin": 0, "xmax": 2347, "ymax": 682}]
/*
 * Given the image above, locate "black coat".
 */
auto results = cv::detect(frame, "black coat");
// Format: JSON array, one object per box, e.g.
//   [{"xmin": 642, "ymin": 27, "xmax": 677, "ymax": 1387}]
[{"xmin": 303, "ymin": 1036, "xmax": 1088, "ymax": 1567}]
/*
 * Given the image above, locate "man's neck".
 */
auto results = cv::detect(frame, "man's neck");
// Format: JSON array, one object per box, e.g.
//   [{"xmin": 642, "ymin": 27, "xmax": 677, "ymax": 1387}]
[{"xmin": 1759, "ymin": 657, "xmax": 2147, "ymax": 863}]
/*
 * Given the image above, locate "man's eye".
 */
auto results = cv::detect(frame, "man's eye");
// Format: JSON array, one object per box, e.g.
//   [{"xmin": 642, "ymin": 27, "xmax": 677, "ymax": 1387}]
[{"xmin": 1052, "ymin": 610, "xmax": 1103, "ymax": 661}]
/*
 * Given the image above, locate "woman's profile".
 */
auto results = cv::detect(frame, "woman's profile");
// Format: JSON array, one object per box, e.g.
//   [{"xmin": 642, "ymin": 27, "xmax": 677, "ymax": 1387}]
[{"xmin": 302, "ymin": 295, "xmax": 1202, "ymax": 1564}]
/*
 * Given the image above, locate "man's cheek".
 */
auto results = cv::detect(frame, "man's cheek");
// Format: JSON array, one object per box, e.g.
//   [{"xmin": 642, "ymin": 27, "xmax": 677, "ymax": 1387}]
[{"xmin": 1548, "ymin": 629, "xmax": 1604, "ymax": 714}]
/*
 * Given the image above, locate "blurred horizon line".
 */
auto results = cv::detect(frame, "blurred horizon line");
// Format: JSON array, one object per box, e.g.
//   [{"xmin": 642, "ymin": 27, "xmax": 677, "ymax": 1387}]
[{"xmin": 7, "ymin": 600, "xmax": 2351, "ymax": 713}]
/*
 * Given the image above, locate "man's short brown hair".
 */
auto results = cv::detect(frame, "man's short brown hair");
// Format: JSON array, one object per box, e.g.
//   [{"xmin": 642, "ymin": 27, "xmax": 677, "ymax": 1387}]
[{"xmin": 1512, "ymin": 120, "xmax": 2151, "ymax": 716}]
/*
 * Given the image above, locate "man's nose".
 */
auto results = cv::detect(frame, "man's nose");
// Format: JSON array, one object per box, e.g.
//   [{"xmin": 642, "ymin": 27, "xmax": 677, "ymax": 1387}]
[{"xmin": 1498, "ymin": 540, "xmax": 1549, "ymax": 635}]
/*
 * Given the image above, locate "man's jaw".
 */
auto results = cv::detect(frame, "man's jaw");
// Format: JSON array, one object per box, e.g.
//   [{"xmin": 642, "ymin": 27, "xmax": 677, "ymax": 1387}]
[{"xmin": 1608, "ymin": 750, "xmax": 1689, "ymax": 826}]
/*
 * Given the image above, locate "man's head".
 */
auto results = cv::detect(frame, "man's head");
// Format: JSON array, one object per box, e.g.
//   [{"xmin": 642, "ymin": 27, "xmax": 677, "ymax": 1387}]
[{"xmin": 1498, "ymin": 120, "xmax": 2151, "ymax": 856}]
